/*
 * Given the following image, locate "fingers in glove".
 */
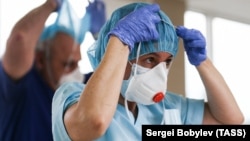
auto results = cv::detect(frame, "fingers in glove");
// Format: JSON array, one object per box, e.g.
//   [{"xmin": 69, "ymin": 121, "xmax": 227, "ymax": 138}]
[{"xmin": 184, "ymin": 40, "xmax": 206, "ymax": 48}]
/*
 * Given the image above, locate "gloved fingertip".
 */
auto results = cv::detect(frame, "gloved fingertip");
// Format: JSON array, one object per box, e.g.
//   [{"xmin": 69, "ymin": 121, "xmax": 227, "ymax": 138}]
[
  {"xmin": 154, "ymin": 15, "xmax": 161, "ymax": 23},
  {"xmin": 149, "ymin": 3, "xmax": 160, "ymax": 12},
  {"xmin": 175, "ymin": 26, "xmax": 181, "ymax": 35},
  {"xmin": 175, "ymin": 25, "xmax": 181, "ymax": 29},
  {"xmin": 153, "ymin": 32, "xmax": 160, "ymax": 40},
  {"xmin": 175, "ymin": 26, "xmax": 187, "ymax": 37},
  {"xmin": 176, "ymin": 25, "xmax": 186, "ymax": 31}
]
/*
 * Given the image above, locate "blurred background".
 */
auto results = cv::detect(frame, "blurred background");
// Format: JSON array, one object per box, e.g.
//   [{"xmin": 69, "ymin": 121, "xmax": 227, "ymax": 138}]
[{"xmin": 1, "ymin": 0, "xmax": 249, "ymax": 123}]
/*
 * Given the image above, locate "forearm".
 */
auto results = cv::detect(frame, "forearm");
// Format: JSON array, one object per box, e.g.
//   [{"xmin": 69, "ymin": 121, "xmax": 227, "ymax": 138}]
[
  {"xmin": 64, "ymin": 36, "xmax": 130, "ymax": 140},
  {"xmin": 80, "ymin": 36, "xmax": 129, "ymax": 121},
  {"xmin": 197, "ymin": 58, "xmax": 244, "ymax": 124},
  {"xmin": 3, "ymin": 1, "xmax": 56, "ymax": 79}
]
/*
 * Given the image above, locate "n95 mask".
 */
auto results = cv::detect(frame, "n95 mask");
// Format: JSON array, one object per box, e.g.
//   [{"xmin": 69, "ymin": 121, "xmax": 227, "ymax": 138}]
[{"xmin": 121, "ymin": 62, "xmax": 168, "ymax": 105}]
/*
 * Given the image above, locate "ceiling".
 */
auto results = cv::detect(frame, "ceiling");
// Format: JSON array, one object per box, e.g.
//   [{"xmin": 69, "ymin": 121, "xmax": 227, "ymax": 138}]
[{"xmin": 186, "ymin": 0, "xmax": 250, "ymax": 24}]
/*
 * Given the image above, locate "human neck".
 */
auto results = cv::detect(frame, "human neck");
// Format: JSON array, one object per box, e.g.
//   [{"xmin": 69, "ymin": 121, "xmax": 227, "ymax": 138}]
[{"xmin": 118, "ymin": 95, "xmax": 138, "ymax": 118}]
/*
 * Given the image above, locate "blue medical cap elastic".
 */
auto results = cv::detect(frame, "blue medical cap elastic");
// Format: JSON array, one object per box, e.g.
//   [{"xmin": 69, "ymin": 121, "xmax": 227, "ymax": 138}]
[
  {"xmin": 87, "ymin": 2, "xmax": 178, "ymax": 70},
  {"xmin": 39, "ymin": 0, "xmax": 90, "ymax": 44}
]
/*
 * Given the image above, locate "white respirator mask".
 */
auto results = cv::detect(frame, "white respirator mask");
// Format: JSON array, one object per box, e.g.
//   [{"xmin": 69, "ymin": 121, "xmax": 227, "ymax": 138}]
[
  {"xmin": 58, "ymin": 67, "xmax": 84, "ymax": 86},
  {"xmin": 120, "ymin": 42, "xmax": 172, "ymax": 124},
  {"xmin": 121, "ymin": 62, "xmax": 168, "ymax": 105}
]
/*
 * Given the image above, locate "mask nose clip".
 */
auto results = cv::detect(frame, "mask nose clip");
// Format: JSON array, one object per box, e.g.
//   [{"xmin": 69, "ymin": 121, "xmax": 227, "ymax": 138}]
[{"xmin": 152, "ymin": 92, "xmax": 164, "ymax": 103}]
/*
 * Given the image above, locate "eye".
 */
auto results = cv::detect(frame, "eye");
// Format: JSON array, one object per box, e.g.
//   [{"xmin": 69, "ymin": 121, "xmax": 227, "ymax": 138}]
[
  {"xmin": 145, "ymin": 57, "xmax": 154, "ymax": 64},
  {"xmin": 63, "ymin": 61, "xmax": 78, "ymax": 73},
  {"xmin": 165, "ymin": 58, "xmax": 173, "ymax": 67},
  {"xmin": 139, "ymin": 57, "xmax": 157, "ymax": 68}
]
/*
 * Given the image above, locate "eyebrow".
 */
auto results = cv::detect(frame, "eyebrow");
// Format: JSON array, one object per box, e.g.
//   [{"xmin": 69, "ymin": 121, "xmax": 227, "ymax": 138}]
[{"xmin": 147, "ymin": 52, "xmax": 173, "ymax": 59}]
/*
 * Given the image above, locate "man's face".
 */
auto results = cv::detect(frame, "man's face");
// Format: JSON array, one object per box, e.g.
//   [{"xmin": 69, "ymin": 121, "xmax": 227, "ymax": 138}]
[
  {"xmin": 123, "ymin": 52, "xmax": 173, "ymax": 80},
  {"xmin": 39, "ymin": 32, "xmax": 82, "ymax": 90}
]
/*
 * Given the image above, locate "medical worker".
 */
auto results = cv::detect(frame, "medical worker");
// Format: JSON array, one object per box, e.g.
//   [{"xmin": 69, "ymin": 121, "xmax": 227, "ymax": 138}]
[
  {"xmin": 0, "ymin": 0, "xmax": 90, "ymax": 141},
  {"xmin": 52, "ymin": 2, "xmax": 244, "ymax": 141}
]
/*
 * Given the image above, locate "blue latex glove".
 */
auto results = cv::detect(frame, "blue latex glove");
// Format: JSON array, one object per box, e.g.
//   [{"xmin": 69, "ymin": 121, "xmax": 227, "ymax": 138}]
[
  {"xmin": 109, "ymin": 4, "xmax": 161, "ymax": 52},
  {"xmin": 86, "ymin": 0, "xmax": 106, "ymax": 36},
  {"xmin": 176, "ymin": 26, "xmax": 207, "ymax": 66}
]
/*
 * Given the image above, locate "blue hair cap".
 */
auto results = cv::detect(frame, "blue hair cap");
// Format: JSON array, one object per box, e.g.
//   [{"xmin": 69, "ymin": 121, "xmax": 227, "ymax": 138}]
[
  {"xmin": 87, "ymin": 2, "xmax": 178, "ymax": 70},
  {"xmin": 39, "ymin": 0, "xmax": 90, "ymax": 44}
]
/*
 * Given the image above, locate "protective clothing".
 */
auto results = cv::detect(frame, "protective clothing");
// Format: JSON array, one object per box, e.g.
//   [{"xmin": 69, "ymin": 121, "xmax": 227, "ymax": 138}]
[
  {"xmin": 87, "ymin": 3, "xmax": 178, "ymax": 70},
  {"xmin": 176, "ymin": 26, "xmax": 206, "ymax": 66},
  {"xmin": 39, "ymin": 0, "xmax": 90, "ymax": 44},
  {"xmin": 51, "ymin": 3, "xmax": 206, "ymax": 141},
  {"xmin": 52, "ymin": 82, "xmax": 205, "ymax": 141},
  {"xmin": 0, "ymin": 64, "xmax": 54, "ymax": 141},
  {"xmin": 121, "ymin": 62, "xmax": 168, "ymax": 105}
]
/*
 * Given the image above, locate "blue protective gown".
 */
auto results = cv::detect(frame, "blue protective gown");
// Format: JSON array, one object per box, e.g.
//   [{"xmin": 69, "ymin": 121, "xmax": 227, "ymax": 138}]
[{"xmin": 52, "ymin": 82, "xmax": 204, "ymax": 141}]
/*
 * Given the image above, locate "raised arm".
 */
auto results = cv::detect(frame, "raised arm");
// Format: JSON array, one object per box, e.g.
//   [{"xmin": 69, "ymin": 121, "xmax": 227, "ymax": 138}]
[
  {"xmin": 63, "ymin": 4, "xmax": 161, "ymax": 141},
  {"xmin": 197, "ymin": 58, "xmax": 244, "ymax": 124},
  {"xmin": 176, "ymin": 26, "xmax": 244, "ymax": 124},
  {"xmin": 2, "ymin": 0, "xmax": 58, "ymax": 80}
]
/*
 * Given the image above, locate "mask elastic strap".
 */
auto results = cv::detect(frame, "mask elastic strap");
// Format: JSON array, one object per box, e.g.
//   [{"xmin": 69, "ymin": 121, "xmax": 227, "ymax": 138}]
[
  {"xmin": 123, "ymin": 42, "xmax": 142, "ymax": 123},
  {"xmin": 133, "ymin": 42, "xmax": 141, "ymax": 76},
  {"xmin": 124, "ymin": 97, "xmax": 135, "ymax": 123},
  {"xmin": 161, "ymin": 101, "xmax": 166, "ymax": 125}
]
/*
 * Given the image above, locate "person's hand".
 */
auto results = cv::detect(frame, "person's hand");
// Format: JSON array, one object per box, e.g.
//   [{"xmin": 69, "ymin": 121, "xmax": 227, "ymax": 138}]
[
  {"xmin": 176, "ymin": 26, "xmax": 206, "ymax": 66},
  {"xmin": 109, "ymin": 4, "xmax": 161, "ymax": 52},
  {"xmin": 86, "ymin": 0, "xmax": 106, "ymax": 36}
]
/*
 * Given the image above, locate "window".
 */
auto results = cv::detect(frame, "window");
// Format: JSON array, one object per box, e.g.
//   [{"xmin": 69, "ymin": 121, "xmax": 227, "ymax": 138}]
[
  {"xmin": 185, "ymin": 11, "xmax": 250, "ymax": 124},
  {"xmin": 184, "ymin": 11, "xmax": 207, "ymax": 100}
]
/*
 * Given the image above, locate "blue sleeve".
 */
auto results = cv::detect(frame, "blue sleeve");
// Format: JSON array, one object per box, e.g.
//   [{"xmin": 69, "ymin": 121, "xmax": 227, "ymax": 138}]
[
  {"xmin": 0, "ymin": 62, "xmax": 28, "ymax": 100},
  {"xmin": 165, "ymin": 92, "xmax": 205, "ymax": 124},
  {"xmin": 83, "ymin": 71, "xmax": 93, "ymax": 84},
  {"xmin": 52, "ymin": 82, "xmax": 85, "ymax": 141}
]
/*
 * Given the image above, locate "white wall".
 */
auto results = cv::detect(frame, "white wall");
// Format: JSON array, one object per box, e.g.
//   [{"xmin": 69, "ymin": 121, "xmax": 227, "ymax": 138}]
[{"xmin": 0, "ymin": 0, "xmax": 45, "ymax": 58}]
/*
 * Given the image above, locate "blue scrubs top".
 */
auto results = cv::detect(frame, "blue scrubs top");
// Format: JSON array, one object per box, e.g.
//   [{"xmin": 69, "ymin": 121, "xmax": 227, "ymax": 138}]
[
  {"xmin": 52, "ymin": 82, "xmax": 204, "ymax": 141},
  {"xmin": 0, "ymin": 62, "xmax": 54, "ymax": 141}
]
